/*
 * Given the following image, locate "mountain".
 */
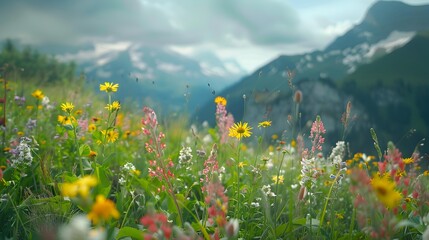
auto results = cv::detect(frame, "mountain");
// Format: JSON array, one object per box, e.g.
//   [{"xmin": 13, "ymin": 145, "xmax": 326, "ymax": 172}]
[
  {"xmin": 341, "ymin": 32, "xmax": 429, "ymax": 153},
  {"xmin": 194, "ymin": 1, "xmax": 429, "ymax": 155},
  {"xmin": 326, "ymin": 1, "xmax": 429, "ymax": 51},
  {"xmin": 57, "ymin": 44, "xmax": 247, "ymax": 112}
]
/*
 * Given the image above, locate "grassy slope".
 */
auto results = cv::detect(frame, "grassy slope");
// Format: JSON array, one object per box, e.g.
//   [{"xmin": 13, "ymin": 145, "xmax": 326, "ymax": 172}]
[{"xmin": 343, "ymin": 32, "xmax": 429, "ymax": 88}]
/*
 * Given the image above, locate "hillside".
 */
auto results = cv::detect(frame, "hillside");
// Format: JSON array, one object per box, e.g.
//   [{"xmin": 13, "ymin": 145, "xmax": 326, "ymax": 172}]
[
  {"xmin": 343, "ymin": 32, "xmax": 429, "ymax": 87},
  {"xmin": 341, "ymin": 33, "xmax": 429, "ymax": 154}
]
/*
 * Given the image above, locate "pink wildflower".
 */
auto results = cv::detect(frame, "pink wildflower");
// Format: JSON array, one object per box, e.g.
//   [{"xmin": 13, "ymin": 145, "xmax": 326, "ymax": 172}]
[
  {"xmin": 309, "ymin": 115, "xmax": 326, "ymax": 154},
  {"xmin": 141, "ymin": 106, "xmax": 174, "ymax": 191},
  {"xmin": 215, "ymin": 103, "xmax": 234, "ymax": 144},
  {"xmin": 205, "ymin": 181, "xmax": 228, "ymax": 228},
  {"xmin": 140, "ymin": 212, "xmax": 172, "ymax": 239},
  {"xmin": 201, "ymin": 144, "xmax": 219, "ymax": 188},
  {"xmin": 142, "ymin": 107, "xmax": 157, "ymax": 127}
]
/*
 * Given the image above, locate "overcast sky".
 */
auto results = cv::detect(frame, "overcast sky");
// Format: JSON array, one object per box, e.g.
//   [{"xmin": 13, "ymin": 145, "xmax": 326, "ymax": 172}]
[{"xmin": 1, "ymin": 0, "xmax": 429, "ymax": 71}]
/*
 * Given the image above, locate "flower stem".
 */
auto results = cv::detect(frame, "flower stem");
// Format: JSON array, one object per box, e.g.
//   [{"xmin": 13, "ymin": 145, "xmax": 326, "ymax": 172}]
[
  {"xmin": 273, "ymin": 151, "xmax": 286, "ymax": 238},
  {"xmin": 319, "ymin": 169, "xmax": 342, "ymax": 228},
  {"xmin": 234, "ymin": 140, "xmax": 242, "ymax": 218}
]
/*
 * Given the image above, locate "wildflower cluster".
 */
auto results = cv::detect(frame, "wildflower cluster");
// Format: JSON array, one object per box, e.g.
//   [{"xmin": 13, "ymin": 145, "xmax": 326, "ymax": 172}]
[
  {"xmin": 87, "ymin": 195, "xmax": 120, "ymax": 225},
  {"xmin": 214, "ymin": 96, "xmax": 234, "ymax": 143},
  {"xmin": 140, "ymin": 212, "xmax": 173, "ymax": 239},
  {"xmin": 205, "ymin": 181, "xmax": 229, "ymax": 231},
  {"xmin": 61, "ymin": 175, "xmax": 97, "ymax": 198},
  {"xmin": 178, "ymin": 146, "xmax": 193, "ymax": 170},
  {"xmin": 309, "ymin": 115, "xmax": 326, "ymax": 155},
  {"xmin": 118, "ymin": 162, "xmax": 140, "ymax": 185},
  {"xmin": 9, "ymin": 137, "xmax": 36, "ymax": 169},
  {"xmin": 201, "ymin": 144, "xmax": 219, "ymax": 186}
]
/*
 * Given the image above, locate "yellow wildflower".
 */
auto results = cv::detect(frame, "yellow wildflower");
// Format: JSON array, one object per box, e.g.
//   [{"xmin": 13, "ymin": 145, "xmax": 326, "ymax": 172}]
[
  {"xmin": 272, "ymin": 175, "xmax": 284, "ymax": 184},
  {"xmin": 61, "ymin": 102, "xmax": 74, "ymax": 114},
  {"xmin": 87, "ymin": 195, "xmax": 120, "ymax": 225},
  {"xmin": 123, "ymin": 130, "xmax": 132, "ymax": 139},
  {"xmin": 99, "ymin": 82, "xmax": 119, "ymax": 93},
  {"xmin": 31, "ymin": 89, "xmax": 44, "ymax": 100},
  {"xmin": 258, "ymin": 120, "xmax": 272, "ymax": 128},
  {"xmin": 291, "ymin": 140, "xmax": 297, "ymax": 148},
  {"xmin": 101, "ymin": 129, "xmax": 119, "ymax": 143},
  {"xmin": 229, "ymin": 122, "xmax": 252, "ymax": 140},
  {"xmin": 89, "ymin": 150, "xmax": 97, "ymax": 158},
  {"xmin": 403, "ymin": 157, "xmax": 414, "ymax": 165},
  {"xmin": 371, "ymin": 174, "xmax": 402, "ymax": 208},
  {"xmin": 214, "ymin": 96, "xmax": 227, "ymax": 106},
  {"xmin": 105, "ymin": 101, "xmax": 121, "ymax": 112},
  {"xmin": 58, "ymin": 115, "xmax": 75, "ymax": 125},
  {"xmin": 61, "ymin": 175, "xmax": 97, "ymax": 198},
  {"xmin": 238, "ymin": 162, "xmax": 247, "ymax": 168},
  {"xmin": 88, "ymin": 123, "xmax": 96, "ymax": 132}
]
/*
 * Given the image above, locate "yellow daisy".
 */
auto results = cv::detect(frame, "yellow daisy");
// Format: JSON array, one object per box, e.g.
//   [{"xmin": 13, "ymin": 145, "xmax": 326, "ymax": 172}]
[
  {"xmin": 61, "ymin": 175, "xmax": 97, "ymax": 198},
  {"xmin": 214, "ymin": 96, "xmax": 227, "ymax": 106},
  {"xmin": 87, "ymin": 195, "xmax": 120, "ymax": 225},
  {"xmin": 238, "ymin": 162, "xmax": 247, "ymax": 168},
  {"xmin": 88, "ymin": 123, "xmax": 97, "ymax": 132},
  {"xmin": 371, "ymin": 174, "xmax": 402, "ymax": 208},
  {"xmin": 58, "ymin": 115, "xmax": 76, "ymax": 125},
  {"xmin": 101, "ymin": 129, "xmax": 119, "ymax": 143},
  {"xmin": 229, "ymin": 121, "xmax": 252, "ymax": 140},
  {"xmin": 60, "ymin": 102, "xmax": 74, "ymax": 114},
  {"xmin": 31, "ymin": 89, "xmax": 44, "ymax": 100},
  {"xmin": 258, "ymin": 120, "xmax": 272, "ymax": 128},
  {"xmin": 99, "ymin": 82, "xmax": 119, "ymax": 93},
  {"xmin": 105, "ymin": 101, "xmax": 121, "ymax": 112}
]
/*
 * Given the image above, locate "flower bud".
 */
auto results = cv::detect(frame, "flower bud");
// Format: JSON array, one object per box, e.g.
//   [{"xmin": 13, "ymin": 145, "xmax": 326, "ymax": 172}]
[{"xmin": 294, "ymin": 90, "xmax": 303, "ymax": 103}]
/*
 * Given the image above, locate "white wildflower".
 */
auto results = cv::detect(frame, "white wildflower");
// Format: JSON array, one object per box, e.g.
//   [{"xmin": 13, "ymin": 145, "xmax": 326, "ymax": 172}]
[{"xmin": 328, "ymin": 141, "xmax": 345, "ymax": 165}]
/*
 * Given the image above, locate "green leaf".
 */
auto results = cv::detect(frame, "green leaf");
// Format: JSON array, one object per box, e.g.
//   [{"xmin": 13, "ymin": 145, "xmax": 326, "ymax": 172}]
[
  {"xmin": 63, "ymin": 124, "xmax": 74, "ymax": 131},
  {"xmin": 275, "ymin": 223, "xmax": 287, "ymax": 236},
  {"xmin": 94, "ymin": 164, "xmax": 111, "ymax": 196},
  {"xmin": 292, "ymin": 217, "xmax": 306, "ymax": 225},
  {"xmin": 116, "ymin": 227, "xmax": 144, "ymax": 240},
  {"xmin": 79, "ymin": 144, "xmax": 91, "ymax": 156}
]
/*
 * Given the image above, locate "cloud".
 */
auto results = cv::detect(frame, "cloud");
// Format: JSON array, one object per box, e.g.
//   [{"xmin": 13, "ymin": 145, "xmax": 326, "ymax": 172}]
[
  {"xmin": 2, "ymin": 0, "xmax": 428, "ymax": 71},
  {"xmin": 0, "ymin": 0, "xmax": 303, "ymax": 48}
]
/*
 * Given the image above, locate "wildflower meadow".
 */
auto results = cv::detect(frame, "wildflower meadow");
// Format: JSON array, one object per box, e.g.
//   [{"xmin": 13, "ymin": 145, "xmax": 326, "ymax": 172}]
[{"xmin": 0, "ymin": 72, "xmax": 429, "ymax": 240}]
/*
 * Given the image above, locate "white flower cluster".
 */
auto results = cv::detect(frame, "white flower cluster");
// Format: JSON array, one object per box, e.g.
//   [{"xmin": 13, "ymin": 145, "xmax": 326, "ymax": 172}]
[
  {"xmin": 300, "ymin": 157, "xmax": 318, "ymax": 187},
  {"xmin": 328, "ymin": 141, "xmax": 345, "ymax": 165},
  {"xmin": 58, "ymin": 215, "xmax": 106, "ymax": 240},
  {"xmin": 119, "ymin": 162, "xmax": 137, "ymax": 185},
  {"xmin": 10, "ymin": 137, "xmax": 35, "ymax": 168},
  {"xmin": 123, "ymin": 162, "xmax": 136, "ymax": 172},
  {"xmin": 251, "ymin": 198, "xmax": 262, "ymax": 207},
  {"xmin": 178, "ymin": 146, "xmax": 193, "ymax": 169},
  {"xmin": 42, "ymin": 96, "xmax": 54, "ymax": 110},
  {"xmin": 261, "ymin": 185, "xmax": 276, "ymax": 197}
]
